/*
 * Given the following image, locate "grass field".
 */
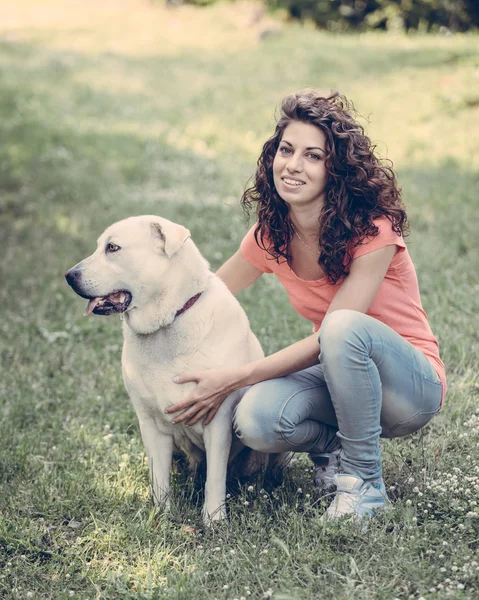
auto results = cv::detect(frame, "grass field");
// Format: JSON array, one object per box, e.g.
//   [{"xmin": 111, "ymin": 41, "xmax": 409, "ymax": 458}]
[{"xmin": 1, "ymin": 1, "xmax": 479, "ymax": 598}]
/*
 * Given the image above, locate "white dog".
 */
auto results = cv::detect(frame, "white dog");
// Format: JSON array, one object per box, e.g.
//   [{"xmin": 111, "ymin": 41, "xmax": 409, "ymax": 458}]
[{"xmin": 66, "ymin": 215, "xmax": 289, "ymax": 524}]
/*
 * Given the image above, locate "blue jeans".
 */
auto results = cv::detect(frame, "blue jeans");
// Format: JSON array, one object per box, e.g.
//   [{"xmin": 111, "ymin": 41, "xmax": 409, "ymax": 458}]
[{"xmin": 233, "ymin": 310, "xmax": 443, "ymax": 482}]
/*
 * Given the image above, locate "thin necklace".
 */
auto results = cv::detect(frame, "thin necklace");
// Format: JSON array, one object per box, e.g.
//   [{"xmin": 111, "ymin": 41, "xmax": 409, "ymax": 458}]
[{"xmin": 295, "ymin": 230, "xmax": 318, "ymax": 254}]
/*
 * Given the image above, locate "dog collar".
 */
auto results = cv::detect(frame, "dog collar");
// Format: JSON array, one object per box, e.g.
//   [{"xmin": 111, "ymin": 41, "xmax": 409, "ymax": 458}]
[{"xmin": 175, "ymin": 292, "xmax": 202, "ymax": 318}]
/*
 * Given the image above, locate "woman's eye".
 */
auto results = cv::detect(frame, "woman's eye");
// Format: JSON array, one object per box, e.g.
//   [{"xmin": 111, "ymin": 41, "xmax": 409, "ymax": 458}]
[
  {"xmin": 106, "ymin": 243, "xmax": 120, "ymax": 253},
  {"xmin": 279, "ymin": 146, "xmax": 292, "ymax": 154},
  {"xmin": 307, "ymin": 153, "xmax": 321, "ymax": 161}
]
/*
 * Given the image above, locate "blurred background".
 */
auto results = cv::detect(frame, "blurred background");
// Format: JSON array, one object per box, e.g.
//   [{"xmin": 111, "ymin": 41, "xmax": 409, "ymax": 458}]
[{"xmin": 1, "ymin": 1, "xmax": 479, "ymax": 598}]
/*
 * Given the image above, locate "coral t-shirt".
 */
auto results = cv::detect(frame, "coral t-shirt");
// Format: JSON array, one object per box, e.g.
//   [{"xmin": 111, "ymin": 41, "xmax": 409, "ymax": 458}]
[{"xmin": 240, "ymin": 217, "xmax": 446, "ymax": 403}]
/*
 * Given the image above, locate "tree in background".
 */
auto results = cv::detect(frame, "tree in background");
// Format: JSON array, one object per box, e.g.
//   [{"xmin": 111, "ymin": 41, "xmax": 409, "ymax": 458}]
[{"xmin": 266, "ymin": 0, "xmax": 479, "ymax": 32}]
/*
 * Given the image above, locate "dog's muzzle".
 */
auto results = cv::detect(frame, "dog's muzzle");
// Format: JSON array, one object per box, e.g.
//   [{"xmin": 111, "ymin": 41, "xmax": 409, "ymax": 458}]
[{"xmin": 65, "ymin": 268, "xmax": 132, "ymax": 316}]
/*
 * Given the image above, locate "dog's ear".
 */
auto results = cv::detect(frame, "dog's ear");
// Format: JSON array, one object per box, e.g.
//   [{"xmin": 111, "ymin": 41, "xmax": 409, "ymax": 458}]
[{"xmin": 151, "ymin": 222, "xmax": 191, "ymax": 258}]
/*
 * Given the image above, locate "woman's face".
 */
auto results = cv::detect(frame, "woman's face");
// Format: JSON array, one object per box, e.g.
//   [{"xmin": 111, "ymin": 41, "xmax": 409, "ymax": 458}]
[{"xmin": 273, "ymin": 121, "xmax": 328, "ymax": 210}]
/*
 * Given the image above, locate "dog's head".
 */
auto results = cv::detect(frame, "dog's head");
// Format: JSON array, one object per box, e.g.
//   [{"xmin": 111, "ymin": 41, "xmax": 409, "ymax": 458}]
[{"xmin": 65, "ymin": 215, "xmax": 191, "ymax": 318}]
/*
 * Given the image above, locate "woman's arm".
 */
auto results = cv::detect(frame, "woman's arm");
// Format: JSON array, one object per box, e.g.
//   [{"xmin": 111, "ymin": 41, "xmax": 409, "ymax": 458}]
[
  {"xmin": 165, "ymin": 332, "xmax": 321, "ymax": 425},
  {"xmin": 326, "ymin": 243, "xmax": 397, "ymax": 315},
  {"xmin": 218, "ymin": 244, "xmax": 398, "ymax": 388},
  {"xmin": 216, "ymin": 249, "xmax": 264, "ymax": 294},
  {"xmin": 167, "ymin": 244, "xmax": 397, "ymax": 425}
]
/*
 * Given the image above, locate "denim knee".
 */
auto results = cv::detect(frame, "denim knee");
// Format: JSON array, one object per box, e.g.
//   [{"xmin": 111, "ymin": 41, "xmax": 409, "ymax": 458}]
[
  {"xmin": 233, "ymin": 391, "xmax": 281, "ymax": 453},
  {"xmin": 319, "ymin": 309, "xmax": 371, "ymax": 359}
]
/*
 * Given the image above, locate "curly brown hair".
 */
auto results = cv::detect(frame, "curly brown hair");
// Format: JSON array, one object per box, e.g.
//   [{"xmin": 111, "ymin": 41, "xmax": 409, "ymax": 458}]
[{"xmin": 241, "ymin": 90, "xmax": 409, "ymax": 284}]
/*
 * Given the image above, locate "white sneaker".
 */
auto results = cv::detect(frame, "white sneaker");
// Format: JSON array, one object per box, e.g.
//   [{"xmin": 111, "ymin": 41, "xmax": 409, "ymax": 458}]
[
  {"xmin": 324, "ymin": 474, "xmax": 391, "ymax": 520},
  {"xmin": 311, "ymin": 449, "xmax": 341, "ymax": 493}
]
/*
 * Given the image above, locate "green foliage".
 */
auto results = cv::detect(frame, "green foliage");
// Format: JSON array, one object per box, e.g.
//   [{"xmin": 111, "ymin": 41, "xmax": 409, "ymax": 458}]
[{"xmin": 268, "ymin": 0, "xmax": 479, "ymax": 32}]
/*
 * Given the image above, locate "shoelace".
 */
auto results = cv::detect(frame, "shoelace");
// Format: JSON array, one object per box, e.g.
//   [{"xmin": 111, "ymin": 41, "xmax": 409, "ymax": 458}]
[{"xmin": 331, "ymin": 483, "xmax": 375, "ymax": 516}]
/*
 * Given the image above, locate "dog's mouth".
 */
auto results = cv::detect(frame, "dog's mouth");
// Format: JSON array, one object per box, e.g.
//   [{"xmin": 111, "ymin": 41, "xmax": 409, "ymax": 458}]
[{"xmin": 84, "ymin": 291, "xmax": 132, "ymax": 316}]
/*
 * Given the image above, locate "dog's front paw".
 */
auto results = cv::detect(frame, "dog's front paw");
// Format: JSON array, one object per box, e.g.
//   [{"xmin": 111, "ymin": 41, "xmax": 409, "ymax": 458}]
[
  {"xmin": 151, "ymin": 488, "xmax": 171, "ymax": 511},
  {"xmin": 202, "ymin": 503, "xmax": 227, "ymax": 527}
]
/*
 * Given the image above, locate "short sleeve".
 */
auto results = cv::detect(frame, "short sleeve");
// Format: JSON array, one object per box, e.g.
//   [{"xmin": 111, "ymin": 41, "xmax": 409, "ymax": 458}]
[
  {"xmin": 240, "ymin": 224, "xmax": 274, "ymax": 273},
  {"xmin": 353, "ymin": 217, "xmax": 406, "ymax": 260}
]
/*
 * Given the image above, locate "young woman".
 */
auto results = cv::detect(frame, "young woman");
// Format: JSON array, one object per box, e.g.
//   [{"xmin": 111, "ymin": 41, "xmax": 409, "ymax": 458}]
[{"xmin": 166, "ymin": 90, "xmax": 446, "ymax": 520}]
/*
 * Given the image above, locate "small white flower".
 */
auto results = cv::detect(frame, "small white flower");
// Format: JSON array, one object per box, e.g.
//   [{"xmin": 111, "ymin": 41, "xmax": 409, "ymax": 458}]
[
  {"xmin": 26, "ymin": 594, "xmax": 34, "ymax": 599},
  {"xmin": 297, "ymin": 488, "xmax": 302, "ymax": 493},
  {"xmin": 223, "ymin": 584, "xmax": 229, "ymax": 589},
  {"xmin": 214, "ymin": 547, "xmax": 221, "ymax": 551},
  {"xmin": 244, "ymin": 500, "xmax": 249, "ymax": 506},
  {"xmin": 230, "ymin": 549, "xmax": 236, "ymax": 555},
  {"xmin": 457, "ymin": 583, "xmax": 465, "ymax": 590},
  {"xmin": 406, "ymin": 499, "xmax": 412, "ymax": 506},
  {"xmin": 247, "ymin": 485, "xmax": 254, "ymax": 492}
]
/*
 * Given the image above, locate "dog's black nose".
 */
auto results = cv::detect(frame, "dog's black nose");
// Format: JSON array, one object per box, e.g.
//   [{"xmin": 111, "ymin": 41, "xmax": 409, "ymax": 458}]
[{"xmin": 65, "ymin": 268, "xmax": 81, "ymax": 287}]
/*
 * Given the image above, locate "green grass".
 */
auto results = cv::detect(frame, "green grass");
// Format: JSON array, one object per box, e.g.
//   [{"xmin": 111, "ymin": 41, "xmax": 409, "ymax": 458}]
[{"xmin": 1, "ymin": 1, "xmax": 479, "ymax": 598}]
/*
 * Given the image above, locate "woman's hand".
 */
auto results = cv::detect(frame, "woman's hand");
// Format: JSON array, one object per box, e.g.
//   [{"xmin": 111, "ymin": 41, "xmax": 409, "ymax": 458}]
[{"xmin": 165, "ymin": 367, "xmax": 244, "ymax": 427}]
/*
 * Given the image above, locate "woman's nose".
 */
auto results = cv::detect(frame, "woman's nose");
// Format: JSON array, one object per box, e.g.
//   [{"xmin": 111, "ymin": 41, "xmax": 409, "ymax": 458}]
[{"xmin": 286, "ymin": 153, "xmax": 303, "ymax": 172}]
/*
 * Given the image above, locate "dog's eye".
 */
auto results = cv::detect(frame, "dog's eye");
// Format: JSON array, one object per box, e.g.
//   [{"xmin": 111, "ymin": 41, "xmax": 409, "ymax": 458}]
[{"xmin": 106, "ymin": 243, "xmax": 120, "ymax": 253}]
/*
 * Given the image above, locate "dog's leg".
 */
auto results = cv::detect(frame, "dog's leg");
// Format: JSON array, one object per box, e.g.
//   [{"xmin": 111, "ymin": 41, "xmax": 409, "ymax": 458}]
[
  {"xmin": 138, "ymin": 416, "xmax": 174, "ymax": 509},
  {"xmin": 201, "ymin": 390, "xmax": 242, "ymax": 525}
]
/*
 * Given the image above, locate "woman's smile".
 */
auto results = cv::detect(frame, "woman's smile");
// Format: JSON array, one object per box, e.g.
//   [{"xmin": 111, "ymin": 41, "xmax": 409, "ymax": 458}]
[{"xmin": 281, "ymin": 176, "xmax": 306, "ymax": 188}]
